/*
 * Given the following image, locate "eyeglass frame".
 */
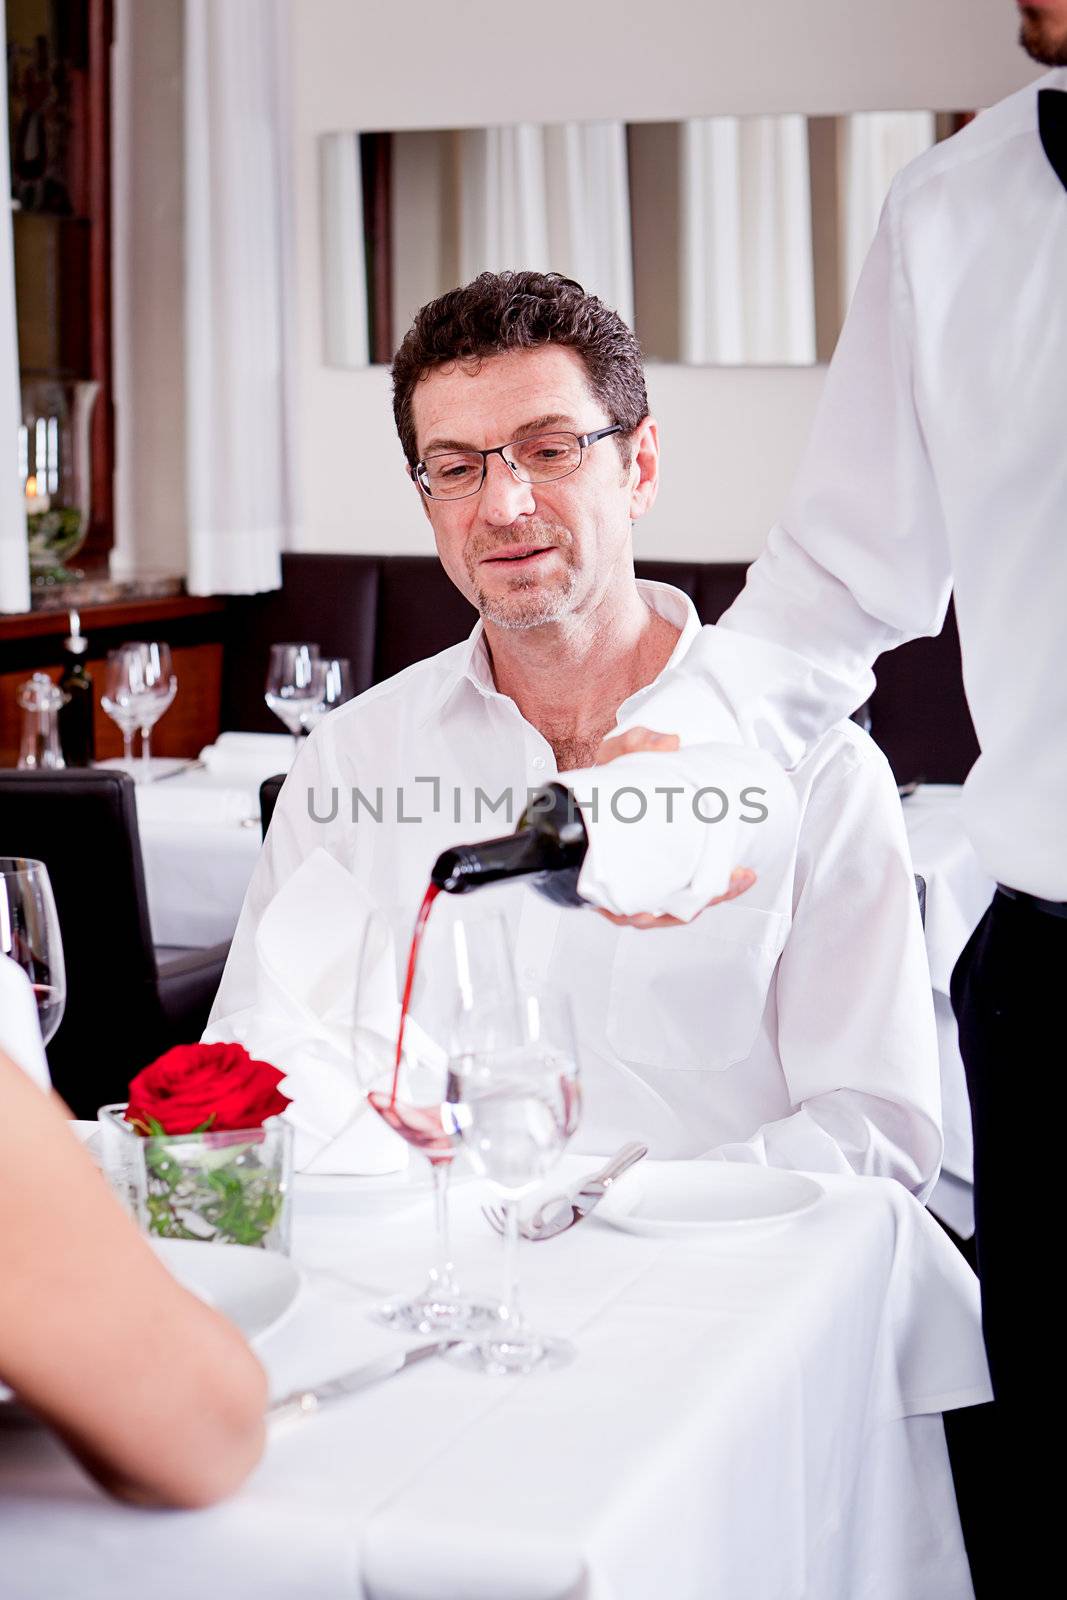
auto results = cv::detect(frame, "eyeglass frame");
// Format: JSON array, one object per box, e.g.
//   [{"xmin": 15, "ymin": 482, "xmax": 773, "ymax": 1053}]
[{"xmin": 412, "ymin": 424, "xmax": 625, "ymax": 501}]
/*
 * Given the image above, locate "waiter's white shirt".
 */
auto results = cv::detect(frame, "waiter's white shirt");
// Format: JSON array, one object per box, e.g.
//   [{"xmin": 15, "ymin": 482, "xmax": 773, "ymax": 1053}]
[
  {"xmin": 0, "ymin": 955, "xmax": 51, "ymax": 1090},
  {"xmin": 722, "ymin": 68, "xmax": 1067, "ymax": 900},
  {"xmin": 209, "ymin": 582, "xmax": 942, "ymax": 1195}
]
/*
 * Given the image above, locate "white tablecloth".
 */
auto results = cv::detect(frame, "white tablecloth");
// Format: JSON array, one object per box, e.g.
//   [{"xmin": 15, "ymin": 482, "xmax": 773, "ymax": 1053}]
[
  {"xmin": 0, "ymin": 1164, "xmax": 990, "ymax": 1599},
  {"xmin": 901, "ymin": 787, "xmax": 995, "ymax": 1238},
  {"xmin": 115, "ymin": 736, "xmax": 294, "ymax": 949}
]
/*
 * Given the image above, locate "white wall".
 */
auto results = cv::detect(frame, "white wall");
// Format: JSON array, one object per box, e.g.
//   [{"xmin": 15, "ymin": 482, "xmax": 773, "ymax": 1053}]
[{"xmin": 289, "ymin": 0, "xmax": 1036, "ymax": 563}]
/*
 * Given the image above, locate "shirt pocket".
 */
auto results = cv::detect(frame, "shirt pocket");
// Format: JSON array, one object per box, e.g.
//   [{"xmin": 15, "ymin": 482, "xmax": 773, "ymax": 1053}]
[{"xmin": 605, "ymin": 904, "xmax": 789, "ymax": 1073}]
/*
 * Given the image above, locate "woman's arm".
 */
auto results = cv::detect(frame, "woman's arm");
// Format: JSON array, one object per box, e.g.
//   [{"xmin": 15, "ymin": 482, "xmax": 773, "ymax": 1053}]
[{"xmin": 0, "ymin": 1054, "xmax": 267, "ymax": 1507}]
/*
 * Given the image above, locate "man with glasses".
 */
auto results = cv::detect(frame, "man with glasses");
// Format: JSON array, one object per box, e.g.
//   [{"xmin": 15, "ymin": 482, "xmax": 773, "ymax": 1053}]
[{"xmin": 209, "ymin": 270, "xmax": 942, "ymax": 1198}]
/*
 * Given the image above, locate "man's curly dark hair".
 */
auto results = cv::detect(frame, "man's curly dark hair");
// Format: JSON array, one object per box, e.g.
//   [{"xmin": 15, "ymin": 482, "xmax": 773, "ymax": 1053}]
[{"xmin": 391, "ymin": 270, "xmax": 648, "ymax": 469}]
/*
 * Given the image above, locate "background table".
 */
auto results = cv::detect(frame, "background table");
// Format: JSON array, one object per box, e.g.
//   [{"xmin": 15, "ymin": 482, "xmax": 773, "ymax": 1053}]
[
  {"xmin": 107, "ymin": 735, "xmax": 294, "ymax": 948},
  {"xmin": 0, "ymin": 1163, "xmax": 990, "ymax": 1600}
]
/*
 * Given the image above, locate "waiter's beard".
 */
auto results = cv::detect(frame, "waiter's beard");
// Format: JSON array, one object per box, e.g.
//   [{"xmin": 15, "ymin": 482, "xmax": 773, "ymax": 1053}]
[
  {"xmin": 1019, "ymin": 9, "xmax": 1067, "ymax": 65},
  {"xmin": 466, "ymin": 518, "xmax": 580, "ymax": 630}
]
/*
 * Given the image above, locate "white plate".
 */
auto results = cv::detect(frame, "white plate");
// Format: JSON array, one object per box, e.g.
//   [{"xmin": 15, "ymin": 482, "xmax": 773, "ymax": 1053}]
[
  {"xmin": 594, "ymin": 1160, "xmax": 823, "ymax": 1235},
  {"xmin": 150, "ymin": 1238, "xmax": 301, "ymax": 1344}
]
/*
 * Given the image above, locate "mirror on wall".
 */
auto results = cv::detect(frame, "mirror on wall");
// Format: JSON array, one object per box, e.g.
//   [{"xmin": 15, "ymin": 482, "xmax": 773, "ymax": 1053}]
[{"xmin": 320, "ymin": 111, "xmax": 969, "ymax": 372}]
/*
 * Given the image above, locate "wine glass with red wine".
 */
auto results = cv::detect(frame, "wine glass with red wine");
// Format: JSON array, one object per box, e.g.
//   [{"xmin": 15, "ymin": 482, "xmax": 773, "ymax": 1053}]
[
  {"xmin": 354, "ymin": 901, "xmax": 515, "ymax": 1335},
  {"xmin": 0, "ymin": 857, "xmax": 66, "ymax": 1044}
]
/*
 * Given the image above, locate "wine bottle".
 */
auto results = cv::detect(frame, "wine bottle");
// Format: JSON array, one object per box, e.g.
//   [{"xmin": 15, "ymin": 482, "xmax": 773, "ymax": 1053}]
[
  {"xmin": 57, "ymin": 609, "xmax": 95, "ymax": 767},
  {"xmin": 430, "ymin": 782, "xmax": 589, "ymax": 907}
]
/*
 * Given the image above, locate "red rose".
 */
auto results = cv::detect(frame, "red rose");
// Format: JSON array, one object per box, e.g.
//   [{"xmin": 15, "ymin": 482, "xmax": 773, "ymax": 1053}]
[{"xmin": 125, "ymin": 1042, "xmax": 290, "ymax": 1136}]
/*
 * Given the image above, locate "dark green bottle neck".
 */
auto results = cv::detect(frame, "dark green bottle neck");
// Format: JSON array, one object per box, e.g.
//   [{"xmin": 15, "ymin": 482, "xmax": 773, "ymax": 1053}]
[{"xmin": 430, "ymin": 782, "xmax": 588, "ymax": 896}]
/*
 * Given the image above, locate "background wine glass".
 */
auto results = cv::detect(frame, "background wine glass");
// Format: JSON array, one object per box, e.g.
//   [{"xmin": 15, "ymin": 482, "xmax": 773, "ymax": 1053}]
[
  {"xmin": 354, "ymin": 902, "xmax": 516, "ymax": 1336},
  {"xmin": 264, "ymin": 643, "xmax": 323, "ymax": 756},
  {"xmin": 100, "ymin": 642, "xmax": 150, "ymax": 763},
  {"xmin": 134, "ymin": 641, "xmax": 178, "ymax": 764},
  {"xmin": 445, "ymin": 990, "xmax": 581, "ymax": 1376},
  {"xmin": 298, "ymin": 657, "xmax": 354, "ymax": 733},
  {"xmin": 0, "ymin": 857, "xmax": 66, "ymax": 1044}
]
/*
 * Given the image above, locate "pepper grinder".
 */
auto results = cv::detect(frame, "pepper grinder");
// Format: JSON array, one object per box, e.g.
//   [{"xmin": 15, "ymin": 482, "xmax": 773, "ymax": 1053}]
[{"xmin": 17, "ymin": 673, "xmax": 67, "ymax": 770}]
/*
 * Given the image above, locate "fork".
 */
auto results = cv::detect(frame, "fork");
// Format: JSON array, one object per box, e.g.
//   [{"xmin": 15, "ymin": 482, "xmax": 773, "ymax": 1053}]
[{"xmin": 481, "ymin": 1142, "xmax": 648, "ymax": 1242}]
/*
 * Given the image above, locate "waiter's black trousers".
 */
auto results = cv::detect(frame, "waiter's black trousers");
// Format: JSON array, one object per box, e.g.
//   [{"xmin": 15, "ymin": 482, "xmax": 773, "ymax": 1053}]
[
  {"xmin": 946, "ymin": 888, "xmax": 1065, "ymax": 1587},
  {"xmin": 950, "ymin": 887, "xmax": 1065, "ymax": 1430}
]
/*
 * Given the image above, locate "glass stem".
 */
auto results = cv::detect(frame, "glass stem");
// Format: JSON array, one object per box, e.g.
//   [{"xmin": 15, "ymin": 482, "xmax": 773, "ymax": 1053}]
[
  {"xmin": 141, "ymin": 727, "xmax": 151, "ymax": 763},
  {"xmin": 501, "ymin": 1196, "xmax": 524, "ymax": 1334},
  {"xmin": 427, "ymin": 1160, "xmax": 458, "ymax": 1296},
  {"xmin": 122, "ymin": 728, "xmax": 133, "ymax": 762}
]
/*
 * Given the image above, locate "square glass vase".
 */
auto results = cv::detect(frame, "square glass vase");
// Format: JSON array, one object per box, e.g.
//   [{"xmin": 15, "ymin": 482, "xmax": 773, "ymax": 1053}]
[{"xmin": 98, "ymin": 1105, "xmax": 293, "ymax": 1254}]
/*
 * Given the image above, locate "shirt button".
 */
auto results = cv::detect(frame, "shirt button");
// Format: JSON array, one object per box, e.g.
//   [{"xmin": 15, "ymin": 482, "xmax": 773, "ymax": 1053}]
[
  {"xmin": 523, "ymin": 967, "xmax": 537, "ymax": 982},
  {"xmin": 532, "ymin": 756, "xmax": 546, "ymax": 770}
]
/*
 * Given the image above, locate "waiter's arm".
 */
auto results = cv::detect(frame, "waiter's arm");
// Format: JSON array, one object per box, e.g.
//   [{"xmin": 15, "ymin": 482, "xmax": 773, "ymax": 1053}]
[{"xmin": 720, "ymin": 180, "xmax": 953, "ymax": 737}]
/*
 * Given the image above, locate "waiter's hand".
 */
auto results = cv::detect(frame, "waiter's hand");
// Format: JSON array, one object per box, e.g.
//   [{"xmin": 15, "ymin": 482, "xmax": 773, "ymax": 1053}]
[{"xmin": 592, "ymin": 726, "xmax": 757, "ymax": 928}]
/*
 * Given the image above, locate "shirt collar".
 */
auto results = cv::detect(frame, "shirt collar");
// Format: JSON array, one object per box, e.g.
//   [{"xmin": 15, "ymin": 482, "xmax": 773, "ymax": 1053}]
[{"xmin": 418, "ymin": 579, "xmax": 702, "ymax": 729}]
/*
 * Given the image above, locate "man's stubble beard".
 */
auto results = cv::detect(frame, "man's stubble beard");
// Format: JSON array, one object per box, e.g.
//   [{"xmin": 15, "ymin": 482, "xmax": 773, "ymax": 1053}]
[
  {"xmin": 465, "ymin": 519, "xmax": 581, "ymax": 631},
  {"xmin": 1019, "ymin": 11, "xmax": 1067, "ymax": 66}
]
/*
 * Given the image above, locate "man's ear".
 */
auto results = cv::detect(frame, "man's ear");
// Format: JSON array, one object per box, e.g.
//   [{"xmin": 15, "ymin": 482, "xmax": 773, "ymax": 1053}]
[{"xmin": 628, "ymin": 416, "xmax": 660, "ymax": 523}]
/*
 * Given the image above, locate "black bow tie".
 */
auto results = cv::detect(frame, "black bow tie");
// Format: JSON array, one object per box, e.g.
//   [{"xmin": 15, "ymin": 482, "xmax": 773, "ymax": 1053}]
[{"xmin": 1038, "ymin": 88, "xmax": 1067, "ymax": 192}]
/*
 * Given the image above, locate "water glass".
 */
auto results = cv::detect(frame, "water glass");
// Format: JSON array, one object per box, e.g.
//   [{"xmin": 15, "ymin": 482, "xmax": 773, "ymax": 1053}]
[{"xmin": 445, "ymin": 990, "xmax": 581, "ymax": 1375}]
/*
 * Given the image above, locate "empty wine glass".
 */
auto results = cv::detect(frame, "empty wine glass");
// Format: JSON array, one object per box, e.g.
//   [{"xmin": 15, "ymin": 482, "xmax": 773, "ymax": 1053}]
[
  {"xmin": 445, "ymin": 990, "xmax": 581, "ymax": 1375},
  {"xmin": 100, "ymin": 643, "xmax": 149, "ymax": 763},
  {"xmin": 264, "ymin": 643, "xmax": 323, "ymax": 756},
  {"xmin": 299, "ymin": 657, "xmax": 354, "ymax": 733},
  {"xmin": 354, "ymin": 902, "xmax": 515, "ymax": 1335},
  {"xmin": 135, "ymin": 642, "xmax": 178, "ymax": 764},
  {"xmin": 0, "ymin": 857, "xmax": 66, "ymax": 1044}
]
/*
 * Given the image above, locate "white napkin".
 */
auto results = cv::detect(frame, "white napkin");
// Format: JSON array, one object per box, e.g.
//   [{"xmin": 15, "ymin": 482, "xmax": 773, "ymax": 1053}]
[
  {"xmin": 198, "ymin": 731, "xmax": 295, "ymax": 787},
  {"xmin": 564, "ymin": 742, "xmax": 799, "ymax": 921},
  {"xmin": 0, "ymin": 955, "xmax": 51, "ymax": 1091},
  {"xmin": 204, "ymin": 848, "xmax": 444, "ymax": 1175}
]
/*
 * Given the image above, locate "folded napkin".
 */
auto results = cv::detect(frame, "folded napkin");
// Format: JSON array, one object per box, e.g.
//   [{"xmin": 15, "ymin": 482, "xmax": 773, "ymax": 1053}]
[
  {"xmin": 198, "ymin": 731, "xmax": 295, "ymax": 788},
  {"xmin": 565, "ymin": 742, "xmax": 799, "ymax": 921},
  {"xmin": 204, "ymin": 849, "xmax": 453, "ymax": 1175},
  {"xmin": 0, "ymin": 956, "xmax": 51, "ymax": 1091}
]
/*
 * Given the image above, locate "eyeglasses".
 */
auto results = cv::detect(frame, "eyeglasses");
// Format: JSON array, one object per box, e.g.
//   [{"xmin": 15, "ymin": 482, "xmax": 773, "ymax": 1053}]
[{"xmin": 414, "ymin": 425, "xmax": 623, "ymax": 501}]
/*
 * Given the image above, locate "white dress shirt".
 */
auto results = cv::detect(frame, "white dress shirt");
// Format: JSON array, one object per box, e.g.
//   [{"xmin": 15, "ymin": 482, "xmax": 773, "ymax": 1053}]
[
  {"xmin": 0, "ymin": 955, "xmax": 51, "ymax": 1090},
  {"xmin": 208, "ymin": 581, "xmax": 941, "ymax": 1194},
  {"xmin": 722, "ymin": 68, "xmax": 1067, "ymax": 900}
]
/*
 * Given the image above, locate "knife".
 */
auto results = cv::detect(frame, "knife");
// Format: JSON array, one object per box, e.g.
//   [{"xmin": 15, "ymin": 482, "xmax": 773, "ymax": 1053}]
[{"xmin": 269, "ymin": 1340, "xmax": 448, "ymax": 1426}]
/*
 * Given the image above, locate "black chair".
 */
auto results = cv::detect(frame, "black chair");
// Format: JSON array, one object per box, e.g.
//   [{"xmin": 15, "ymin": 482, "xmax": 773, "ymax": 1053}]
[
  {"xmin": 259, "ymin": 773, "xmax": 286, "ymax": 840},
  {"xmin": 0, "ymin": 770, "xmax": 230, "ymax": 1117}
]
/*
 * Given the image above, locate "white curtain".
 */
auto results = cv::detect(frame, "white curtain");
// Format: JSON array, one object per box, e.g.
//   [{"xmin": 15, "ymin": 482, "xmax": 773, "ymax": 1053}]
[
  {"xmin": 457, "ymin": 122, "xmax": 634, "ymax": 326},
  {"xmin": 680, "ymin": 115, "xmax": 816, "ymax": 366},
  {"xmin": 320, "ymin": 134, "xmax": 370, "ymax": 369},
  {"xmin": 841, "ymin": 112, "xmax": 936, "ymax": 310},
  {"xmin": 0, "ymin": 0, "xmax": 29, "ymax": 614},
  {"xmin": 184, "ymin": 0, "xmax": 300, "ymax": 595}
]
